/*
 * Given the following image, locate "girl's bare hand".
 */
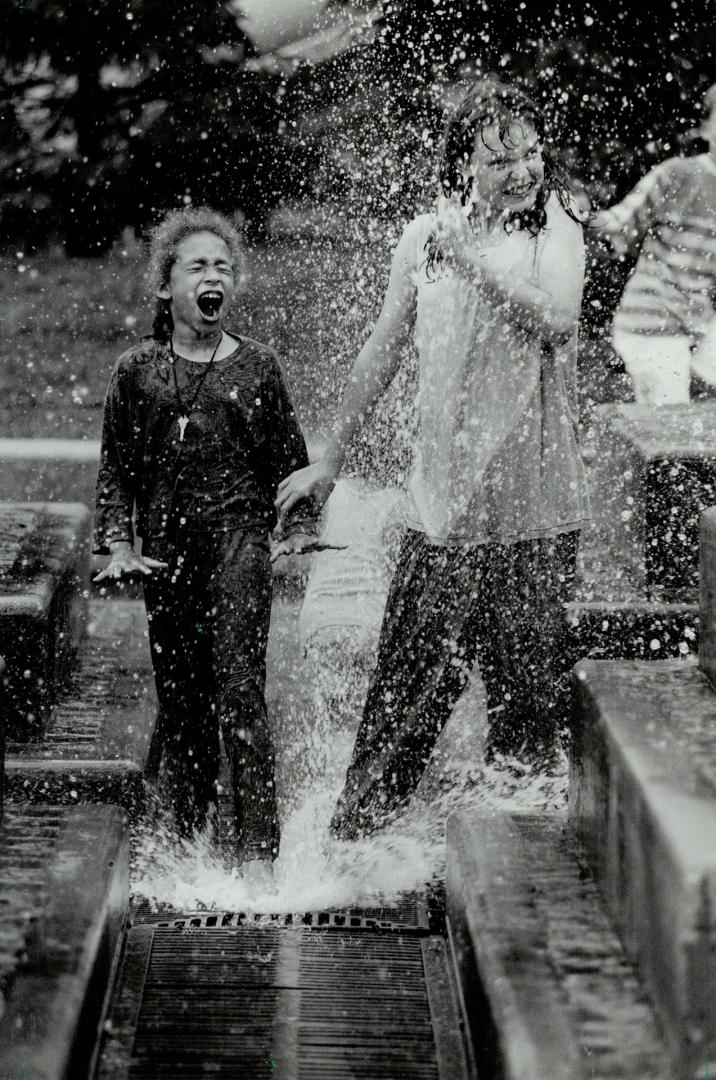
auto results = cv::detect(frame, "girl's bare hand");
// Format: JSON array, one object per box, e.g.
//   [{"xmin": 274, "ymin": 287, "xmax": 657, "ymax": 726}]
[
  {"xmin": 275, "ymin": 460, "xmax": 337, "ymax": 517},
  {"xmin": 93, "ymin": 549, "xmax": 168, "ymax": 582},
  {"xmin": 270, "ymin": 531, "xmax": 319, "ymax": 564}
]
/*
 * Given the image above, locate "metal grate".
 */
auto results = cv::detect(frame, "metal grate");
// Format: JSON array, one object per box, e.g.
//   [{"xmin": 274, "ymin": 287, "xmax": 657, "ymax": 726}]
[
  {"xmin": 146, "ymin": 908, "xmax": 429, "ymax": 936},
  {"xmin": 131, "ymin": 890, "xmax": 430, "ymax": 936},
  {"xmin": 0, "ymin": 807, "xmax": 67, "ymax": 993},
  {"xmin": 0, "ymin": 506, "xmax": 38, "ymax": 579},
  {"xmin": 6, "ymin": 600, "xmax": 143, "ymax": 757},
  {"xmin": 97, "ymin": 922, "xmax": 471, "ymax": 1080}
]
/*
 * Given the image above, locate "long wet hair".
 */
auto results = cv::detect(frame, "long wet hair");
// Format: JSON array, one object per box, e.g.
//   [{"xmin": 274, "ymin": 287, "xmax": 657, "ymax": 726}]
[
  {"xmin": 146, "ymin": 207, "xmax": 242, "ymax": 342},
  {"xmin": 426, "ymin": 78, "xmax": 581, "ymax": 276}
]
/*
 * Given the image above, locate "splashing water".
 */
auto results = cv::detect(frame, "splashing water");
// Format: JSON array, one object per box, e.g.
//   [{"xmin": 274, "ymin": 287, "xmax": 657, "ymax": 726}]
[
  {"xmin": 132, "ymin": 797, "xmax": 441, "ymax": 916},
  {"xmin": 131, "ymin": 622, "xmax": 568, "ymax": 916}
]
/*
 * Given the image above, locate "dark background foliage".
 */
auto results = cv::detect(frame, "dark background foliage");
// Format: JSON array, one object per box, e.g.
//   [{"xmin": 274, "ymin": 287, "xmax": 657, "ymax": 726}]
[
  {"xmin": 1, "ymin": 0, "xmax": 714, "ymax": 441},
  {"xmin": 1, "ymin": 0, "xmax": 714, "ymax": 255}
]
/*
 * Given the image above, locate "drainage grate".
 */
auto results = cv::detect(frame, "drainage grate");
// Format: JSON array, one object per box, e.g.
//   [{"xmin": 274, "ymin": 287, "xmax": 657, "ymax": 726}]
[
  {"xmin": 97, "ymin": 923, "xmax": 471, "ymax": 1080},
  {"xmin": 0, "ymin": 807, "xmax": 68, "ymax": 993},
  {"xmin": 6, "ymin": 600, "xmax": 144, "ymax": 757},
  {"xmin": 147, "ymin": 908, "xmax": 430, "ymax": 936},
  {"xmin": 132, "ymin": 889, "xmax": 430, "ymax": 936}
]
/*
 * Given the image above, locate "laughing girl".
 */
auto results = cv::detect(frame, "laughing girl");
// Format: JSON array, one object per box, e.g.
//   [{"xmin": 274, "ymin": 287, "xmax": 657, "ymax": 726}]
[{"xmin": 277, "ymin": 79, "xmax": 590, "ymax": 838}]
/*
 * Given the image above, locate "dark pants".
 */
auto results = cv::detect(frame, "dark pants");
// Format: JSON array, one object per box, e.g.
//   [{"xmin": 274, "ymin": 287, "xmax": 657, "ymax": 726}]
[
  {"xmin": 143, "ymin": 528, "xmax": 278, "ymax": 860},
  {"xmin": 331, "ymin": 528, "xmax": 579, "ymax": 839}
]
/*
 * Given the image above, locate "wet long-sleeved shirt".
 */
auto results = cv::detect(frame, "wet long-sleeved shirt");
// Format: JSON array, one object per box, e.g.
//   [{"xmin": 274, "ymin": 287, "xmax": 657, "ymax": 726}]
[{"xmin": 94, "ymin": 333, "xmax": 316, "ymax": 553}]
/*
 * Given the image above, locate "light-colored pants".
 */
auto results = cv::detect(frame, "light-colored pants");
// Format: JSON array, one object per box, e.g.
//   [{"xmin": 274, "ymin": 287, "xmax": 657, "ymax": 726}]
[{"xmin": 613, "ymin": 323, "xmax": 716, "ymax": 406}]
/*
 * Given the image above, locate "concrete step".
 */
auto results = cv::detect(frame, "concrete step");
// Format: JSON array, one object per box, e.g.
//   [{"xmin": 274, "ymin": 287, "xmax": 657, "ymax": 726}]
[
  {"xmin": 0, "ymin": 502, "xmax": 91, "ymax": 739},
  {"xmin": 4, "ymin": 599, "xmax": 156, "ymax": 815},
  {"xmin": 572, "ymin": 656, "xmax": 716, "ymax": 1073},
  {"xmin": 590, "ymin": 402, "xmax": 716, "ymax": 597},
  {"xmin": 446, "ymin": 812, "xmax": 671, "ymax": 1080},
  {"xmin": 567, "ymin": 527, "xmax": 699, "ymax": 661},
  {"xmin": 0, "ymin": 802, "xmax": 129, "ymax": 1080},
  {"xmin": 0, "ymin": 655, "xmax": 6, "ymax": 818},
  {"xmin": 0, "ymin": 439, "xmax": 100, "ymax": 510},
  {"xmin": 566, "ymin": 594, "xmax": 698, "ymax": 661},
  {"xmin": 699, "ymin": 506, "xmax": 716, "ymax": 689}
]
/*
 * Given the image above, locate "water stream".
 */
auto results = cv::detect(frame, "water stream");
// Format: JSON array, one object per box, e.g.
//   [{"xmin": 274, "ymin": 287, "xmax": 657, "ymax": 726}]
[{"xmin": 131, "ymin": 638, "xmax": 568, "ymax": 915}]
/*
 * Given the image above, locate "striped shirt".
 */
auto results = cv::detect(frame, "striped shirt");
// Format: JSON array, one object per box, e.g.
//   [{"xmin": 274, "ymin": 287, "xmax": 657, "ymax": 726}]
[{"xmin": 603, "ymin": 154, "xmax": 716, "ymax": 340}]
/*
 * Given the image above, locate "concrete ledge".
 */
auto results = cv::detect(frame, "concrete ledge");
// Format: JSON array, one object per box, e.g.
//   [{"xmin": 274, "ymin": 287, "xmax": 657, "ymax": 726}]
[
  {"xmin": 571, "ymin": 658, "xmax": 716, "ymax": 1070},
  {"xmin": 590, "ymin": 403, "xmax": 716, "ymax": 595},
  {"xmin": 699, "ymin": 507, "xmax": 716, "ymax": 688},
  {"xmin": 566, "ymin": 596, "xmax": 698, "ymax": 661},
  {"xmin": 5, "ymin": 599, "xmax": 156, "ymax": 816},
  {"xmin": 0, "ymin": 443, "xmax": 100, "ymax": 528},
  {"xmin": 4, "ymin": 759, "xmax": 144, "ymax": 814},
  {"xmin": 0, "ymin": 502, "xmax": 91, "ymax": 739},
  {"xmin": 0, "ymin": 803, "xmax": 129, "ymax": 1080},
  {"xmin": 446, "ymin": 812, "xmax": 670, "ymax": 1079},
  {"xmin": 0, "ymin": 440, "xmax": 101, "ymax": 461}
]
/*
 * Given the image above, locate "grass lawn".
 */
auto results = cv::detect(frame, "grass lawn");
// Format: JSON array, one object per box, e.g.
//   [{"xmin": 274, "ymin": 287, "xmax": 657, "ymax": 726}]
[
  {"xmin": 2, "ymin": 221, "xmax": 632, "ymax": 443},
  {"xmin": 2, "ymin": 222, "xmax": 400, "ymax": 442}
]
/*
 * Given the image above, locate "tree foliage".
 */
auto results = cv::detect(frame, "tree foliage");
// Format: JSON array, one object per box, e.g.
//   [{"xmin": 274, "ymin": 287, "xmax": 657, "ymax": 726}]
[
  {"xmin": 0, "ymin": 0, "xmax": 313, "ymax": 251},
  {"xmin": 1, "ymin": 0, "xmax": 714, "ymax": 256}
]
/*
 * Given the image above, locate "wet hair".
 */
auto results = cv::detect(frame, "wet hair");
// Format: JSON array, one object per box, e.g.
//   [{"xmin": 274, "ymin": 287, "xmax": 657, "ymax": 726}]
[
  {"xmin": 426, "ymin": 78, "xmax": 580, "ymax": 276},
  {"xmin": 146, "ymin": 206, "xmax": 242, "ymax": 341}
]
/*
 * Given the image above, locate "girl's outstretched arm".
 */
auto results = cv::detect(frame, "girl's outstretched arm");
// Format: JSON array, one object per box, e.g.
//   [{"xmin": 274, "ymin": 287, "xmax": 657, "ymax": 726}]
[{"xmin": 276, "ymin": 224, "xmax": 417, "ymax": 517}]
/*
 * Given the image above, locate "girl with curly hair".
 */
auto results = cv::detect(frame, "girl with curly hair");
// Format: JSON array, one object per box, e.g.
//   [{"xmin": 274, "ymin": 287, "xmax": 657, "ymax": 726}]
[{"xmin": 94, "ymin": 207, "xmax": 316, "ymax": 883}]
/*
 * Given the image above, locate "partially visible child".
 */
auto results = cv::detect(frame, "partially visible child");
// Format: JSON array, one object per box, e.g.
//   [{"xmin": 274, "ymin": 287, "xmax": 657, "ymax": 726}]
[
  {"xmin": 296, "ymin": 451, "xmax": 407, "ymax": 800},
  {"xmin": 595, "ymin": 81, "xmax": 716, "ymax": 405}
]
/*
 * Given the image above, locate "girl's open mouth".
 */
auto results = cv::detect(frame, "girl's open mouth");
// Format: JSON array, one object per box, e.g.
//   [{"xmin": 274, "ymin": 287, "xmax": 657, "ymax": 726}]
[{"xmin": 197, "ymin": 291, "xmax": 223, "ymax": 318}]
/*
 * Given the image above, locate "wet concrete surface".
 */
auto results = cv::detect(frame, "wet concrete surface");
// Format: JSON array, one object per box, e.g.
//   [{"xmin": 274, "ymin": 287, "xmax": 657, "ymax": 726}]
[
  {"xmin": 447, "ymin": 811, "xmax": 670, "ymax": 1080},
  {"xmin": 0, "ymin": 804, "xmax": 128, "ymax": 1080},
  {"xmin": 572, "ymin": 657, "xmax": 716, "ymax": 1073},
  {"xmin": 0, "ymin": 502, "xmax": 90, "ymax": 738}
]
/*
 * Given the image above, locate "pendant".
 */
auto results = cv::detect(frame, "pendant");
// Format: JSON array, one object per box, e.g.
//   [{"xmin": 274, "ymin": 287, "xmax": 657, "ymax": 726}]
[{"xmin": 177, "ymin": 415, "xmax": 189, "ymax": 442}]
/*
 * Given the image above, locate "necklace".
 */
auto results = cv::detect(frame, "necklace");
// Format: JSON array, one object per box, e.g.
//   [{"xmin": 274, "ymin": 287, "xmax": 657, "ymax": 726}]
[{"xmin": 169, "ymin": 333, "xmax": 222, "ymax": 442}]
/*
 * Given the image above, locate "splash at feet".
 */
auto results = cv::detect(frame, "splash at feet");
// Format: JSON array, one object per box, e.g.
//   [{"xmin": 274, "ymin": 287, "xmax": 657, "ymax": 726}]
[{"xmin": 132, "ymin": 752, "xmax": 568, "ymax": 915}]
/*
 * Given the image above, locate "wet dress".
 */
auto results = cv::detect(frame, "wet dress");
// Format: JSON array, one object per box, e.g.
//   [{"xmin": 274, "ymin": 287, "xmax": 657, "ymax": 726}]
[
  {"xmin": 94, "ymin": 333, "xmax": 315, "ymax": 856},
  {"xmin": 331, "ymin": 195, "xmax": 591, "ymax": 838}
]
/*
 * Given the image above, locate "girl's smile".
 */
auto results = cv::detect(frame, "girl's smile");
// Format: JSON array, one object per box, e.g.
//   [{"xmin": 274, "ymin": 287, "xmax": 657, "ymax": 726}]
[{"xmin": 465, "ymin": 119, "xmax": 545, "ymax": 218}]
